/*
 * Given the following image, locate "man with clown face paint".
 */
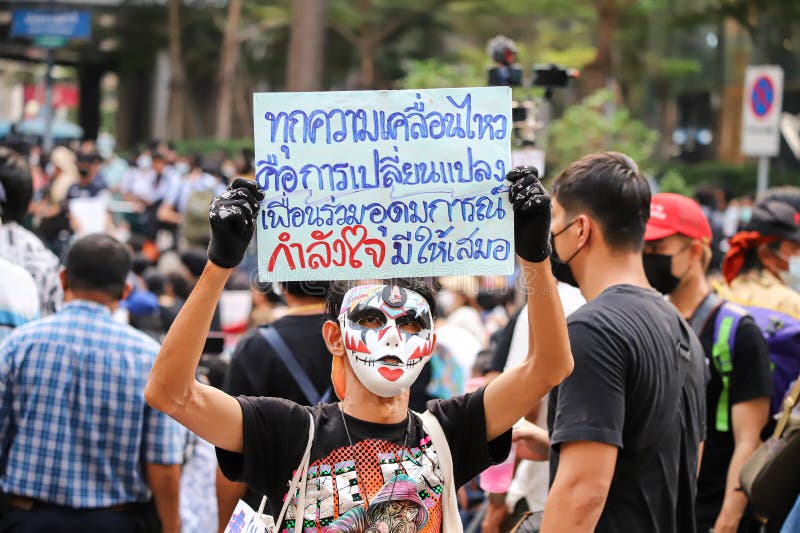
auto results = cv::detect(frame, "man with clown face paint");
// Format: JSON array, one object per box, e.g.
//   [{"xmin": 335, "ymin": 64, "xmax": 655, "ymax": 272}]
[
  {"xmin": 146, "ymin": 168, "xmax": 573, "ymax": 532},
  {"xmin": 336, "ymin": 284, "xmax": 434, "ymax": 399}
]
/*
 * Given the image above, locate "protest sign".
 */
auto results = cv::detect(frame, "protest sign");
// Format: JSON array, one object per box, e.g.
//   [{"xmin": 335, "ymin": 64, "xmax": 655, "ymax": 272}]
[
  {"xmin": 224, "ymin": 500, "xmax": 269, "ymax": 533},
  {"xmin": 69, "ymin": 196, "xmax": 108, "ymax": 236},
  {"xmin": 253, "ymin": 87, "xmax": 513, "ymax": 281}
]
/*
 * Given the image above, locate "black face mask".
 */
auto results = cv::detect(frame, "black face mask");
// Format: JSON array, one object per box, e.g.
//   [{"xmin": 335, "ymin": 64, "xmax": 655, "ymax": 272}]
[
  {"xmin": 551, "ymin": 219, "xmax": 583, "ymax": 288},
  {"xmin": 551, "ymin": 237, "xmax": 579, "ymax": 287},
  {"xmin": 642, "ymin": 253, "xmax": 681, "ymax": 294}
]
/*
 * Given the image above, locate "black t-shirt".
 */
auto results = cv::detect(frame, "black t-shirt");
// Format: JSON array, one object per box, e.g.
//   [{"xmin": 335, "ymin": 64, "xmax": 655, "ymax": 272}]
[
  {"xmin": 217, "ymin": 387, "xmax": 510, "ymax": 532},
  {"xmin": 66, "ymin": 178, "xmax": 106, "ymax": 200},
  {"xmin": 694, "ymin": 305, "xmax": 773, "ymax": 530},
  {"xmin": 487, "ymin": 305, "xmax": 523, "ymax": 374},
  {"xmin": 547, "ymin": 285, "xmax": 706, "ymax": 533},
  {"xmin": 224, "ymin": 314, "xmax": 332, "ymax": 406}
]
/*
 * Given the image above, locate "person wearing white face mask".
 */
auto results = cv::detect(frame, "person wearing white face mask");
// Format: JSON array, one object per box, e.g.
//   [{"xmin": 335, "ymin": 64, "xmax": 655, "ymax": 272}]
[
  {"xmin": 720, "ymin": 189, "xmax": 800, "ymax": 318},
  {"xmin": 144, "ymin": 169, "xmax": 573, "ymax": 533}
]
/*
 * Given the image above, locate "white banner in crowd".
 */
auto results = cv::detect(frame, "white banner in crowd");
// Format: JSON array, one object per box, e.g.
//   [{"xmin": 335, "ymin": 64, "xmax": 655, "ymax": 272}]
[{"xmin": 252, "ymin": 87, "xmax": 514, "ymax": 282}]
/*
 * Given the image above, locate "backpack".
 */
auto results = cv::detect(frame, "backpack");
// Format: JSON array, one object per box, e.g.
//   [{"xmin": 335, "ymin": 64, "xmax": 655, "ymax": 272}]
[
  {"xmin": 180, "ymin": 187, "xmax": 216, "ymax": 248},
  {"xmin": 691, "ymin": 293, "xmax": 800, "ymax": 430}
]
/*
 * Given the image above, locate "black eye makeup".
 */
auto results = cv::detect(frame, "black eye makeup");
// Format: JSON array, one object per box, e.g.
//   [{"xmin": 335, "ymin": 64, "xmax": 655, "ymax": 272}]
[
  {"xmin": 350, "ymin": 308, "xmax": 387, "ymax": 329},
  {"xmin": 395, "ymin": 312, "xmax": 432, "ymax": 334}
]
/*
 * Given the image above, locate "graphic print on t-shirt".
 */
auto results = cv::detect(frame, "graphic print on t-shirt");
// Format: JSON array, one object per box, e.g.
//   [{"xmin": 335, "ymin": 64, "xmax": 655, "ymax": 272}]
[{"xmin": 282, "ymin": 436, "xmax": 445, "ymax": 532}]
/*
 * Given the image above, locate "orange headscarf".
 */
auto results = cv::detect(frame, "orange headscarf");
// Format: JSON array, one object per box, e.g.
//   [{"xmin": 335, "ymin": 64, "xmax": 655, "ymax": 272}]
[{"xmin": 722, "ymin": 231, "xmax": 779, "ymax": 283}]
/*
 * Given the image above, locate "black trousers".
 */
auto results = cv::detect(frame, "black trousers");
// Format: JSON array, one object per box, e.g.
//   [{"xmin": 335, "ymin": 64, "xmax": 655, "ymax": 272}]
[{"xmin": 0, "ymin": 503, "xmax": 155, "ymax": 533}]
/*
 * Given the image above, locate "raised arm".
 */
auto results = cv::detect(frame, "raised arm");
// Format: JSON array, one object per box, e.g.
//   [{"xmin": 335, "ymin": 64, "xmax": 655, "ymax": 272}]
[
  {"xmin": 144, "ymin": 178, "xmax": 264, "ymax": 452},
  {"xmin": 484, "ymin": 167, "xmax": 573, "ymax": 440}
]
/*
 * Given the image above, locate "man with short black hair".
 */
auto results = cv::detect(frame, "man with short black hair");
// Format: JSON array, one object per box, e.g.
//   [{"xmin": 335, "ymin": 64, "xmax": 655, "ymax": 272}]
[
  {"xmin": 0, "ymin": 147, "xmax": 62, "ymax": 315},
  {"xmin": 0, "ymin": 234, "xmax": 186, "ymax": 532},
  {"xmin": 542, "ymin": 152, "xmax": 706, "ymax": 533}
]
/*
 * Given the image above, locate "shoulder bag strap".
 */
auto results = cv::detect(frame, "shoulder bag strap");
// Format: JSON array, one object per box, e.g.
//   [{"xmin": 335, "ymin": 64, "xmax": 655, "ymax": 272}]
[
  {"xmin": 262, "ymin": 411, "xmax": 315, "ymax": 531},
  {"xmin": 259, "ymin": 326, "xmax": 331, "ymax": 405},
  {"xmin": 689, "ymin": 292, "xmax": 723, "ymax": 336},
  {"xmin": 417, "ymin": 410, "xmax": 463, "ymax": 533},
  {"xmin": 774, "ymin": 376, "xmax": 800, "ymax": 438},
  {"xmin": 711, "ymin": 304, "xmax": 746, "ymax": 432}
]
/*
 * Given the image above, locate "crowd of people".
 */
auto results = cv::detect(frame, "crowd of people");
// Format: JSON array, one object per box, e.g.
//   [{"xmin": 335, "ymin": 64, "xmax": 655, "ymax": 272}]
[{"xmin": 0, "ymin": 140, "xmax": 798, "ymax": 533}]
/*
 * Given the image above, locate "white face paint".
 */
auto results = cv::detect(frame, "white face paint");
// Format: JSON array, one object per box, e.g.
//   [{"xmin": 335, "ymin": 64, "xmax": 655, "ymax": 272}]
[{"xmin": 338, "ymin": 284, "xmax": 434, "ymax": 398}]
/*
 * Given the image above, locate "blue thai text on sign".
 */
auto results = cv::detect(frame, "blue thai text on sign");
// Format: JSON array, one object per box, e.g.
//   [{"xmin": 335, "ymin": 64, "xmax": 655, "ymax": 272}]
[
  {"xmin": 11, "ymin": 10, "xmax": 91, "ymax": 39},
  {"xmin": 253, "ymin": 87, "xmax": 514, "ymax": 281}
]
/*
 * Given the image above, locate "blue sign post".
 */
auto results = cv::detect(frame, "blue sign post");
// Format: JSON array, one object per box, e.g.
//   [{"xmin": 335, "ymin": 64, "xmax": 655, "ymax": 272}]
[
  {"xmin": 742, "ymin": 66, "xmax": 785, "ymax": 195},
  {"xmin": 750, "ymin": 76, "xmax": 775, "ymax": 118},
  {"xmin": 10, "ymin": 10, "xmax": 91, "ymax": 152},
  {"xmin": 11, "ymin": 10, "xmax": 91, "ymax": 40}
]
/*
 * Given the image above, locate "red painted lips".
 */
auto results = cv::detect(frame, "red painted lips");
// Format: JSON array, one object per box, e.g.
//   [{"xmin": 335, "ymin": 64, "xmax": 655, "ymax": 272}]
[{"xmin": 378, "ymin": 367, "xmax": 404, "ymax": 381}]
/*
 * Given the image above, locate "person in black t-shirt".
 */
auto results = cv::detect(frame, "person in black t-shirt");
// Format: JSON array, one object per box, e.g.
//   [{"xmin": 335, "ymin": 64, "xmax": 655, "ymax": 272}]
[
  {"xmin": 643, "ymin": 193, "xmax": 772, "ymax": 533},
  {"xmin": 145, "ymin": 173, "xmax": 573, "ymax": 532},
  {"xmin": 67, "ymin": 152, "xmax": 107, "ymax": 200},
  {"xmin": 216, "ymin": 280, "xmax": 331, "ymax": 528},
  {"xmin": 542, "ymin": 152, "xmax": 707, "ymax": 533}
]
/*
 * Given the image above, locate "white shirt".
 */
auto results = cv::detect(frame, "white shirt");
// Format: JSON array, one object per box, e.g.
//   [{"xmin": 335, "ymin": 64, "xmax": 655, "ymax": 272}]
[
  {"xmin": 121, "ymin": 167, "xmax": 179, "ymax": 204},
  {"xmin": 0, "ymin": 222, "xmax": 62, "ymax": 316},
  {"xmin": 0, "ymin": 256, "xmax": 39, "ymax": 342},
  {"xmin": 504, "ymin": 282, "xmax": 585, "ymax": 512},
  {"xmin": 164, "ymin": 173, "xmax": 225, "ymax": 213},
  {"xmin": 447, "ymin": 305, "xmax": 486, "ymax": 346}
]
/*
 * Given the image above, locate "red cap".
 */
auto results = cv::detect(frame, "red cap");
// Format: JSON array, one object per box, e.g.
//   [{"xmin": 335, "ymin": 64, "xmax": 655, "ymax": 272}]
[{"xmin": 644, "ymin": 193, "xmax": 713, "ymax": 244}]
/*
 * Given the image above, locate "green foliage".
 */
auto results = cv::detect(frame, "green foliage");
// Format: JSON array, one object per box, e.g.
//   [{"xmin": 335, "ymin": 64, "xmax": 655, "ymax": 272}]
[
  {"xmin": 657, "ymin": 57, "xmax": 703, "ymax": 79},
  {"xmin": 657, "ymin": 169, "xmax": 695, "ymax": 196},
  {"xmin": 658, "ymin": 161, "xmax": 800, "ymax": 198},
  {"xmin": 395, "ymin": 59, "xmax": 484, "ymax": 89},
  {"xmin": 546, "ymin": 89, "xmax": 660, "ymax": 177},
  {"xmin": 173, "ymin": 138, "xmax": 254, "ymax": 158}
]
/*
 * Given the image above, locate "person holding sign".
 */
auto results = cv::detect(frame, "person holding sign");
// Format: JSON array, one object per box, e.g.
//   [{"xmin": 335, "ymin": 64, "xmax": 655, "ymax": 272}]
[{"xmin": 145, "ymin": 169, "xmax": 572, "ymax": 533}]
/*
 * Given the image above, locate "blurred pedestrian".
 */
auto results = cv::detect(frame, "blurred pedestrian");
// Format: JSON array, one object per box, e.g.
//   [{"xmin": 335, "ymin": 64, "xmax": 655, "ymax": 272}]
[
  {"xmin": 0, "ymin": 148, "xmax": 63, "ymax": 315},
  {"xmin": 34, "ymin": 145, "xmax": 79, "ymax": 257},
  {"xmin": 0, "ymin": 234, "xmax": 186, "ymax": 532},
  {"xmin": 67, "ymin": 151, "xmax": 107, "ymax": 200},
  {"xmin": 541, "ymin": 152, "xmax": 706, "ymax": 532},
  {"xmin": 157, "ymin": 155, "xmax": 225, "ymax": 250},
  {"xmin": 720, "ymin": 189, "xmax": 800, "ymax": 319},
  {"xmin": 696, "ymin": 187, "xmax": 727, "ymax": 272},
  {"xmin": 643, "ymin": 193, "xmax": 771, "ymax": 533},
  {"xmin": 121, "ymin": 151, "xmax": 178, "ymax": 242},
  {"xmin": 438, "ymin": 275, "xmax": 486, "ymax": 347},
  {"xmin": 0, "ymin": 179, "xmax": 39, "ymax": 341},
  {"xmin": 0, "ymin": 255, "xmax": 38, "ymax": 343},
  {"xmin": 96, "ymin": 134, "xmax": 130, "ymax": 194},
  {"xmin": 246, "ymin": 281, "xmax": 285, "ymax": 330}
]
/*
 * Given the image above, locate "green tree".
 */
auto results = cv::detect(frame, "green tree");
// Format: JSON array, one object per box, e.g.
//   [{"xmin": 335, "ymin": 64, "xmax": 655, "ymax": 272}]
[
  {"xmin": 657, "ymin": 169, "xmax": 695, "ymax": 196},
  {"xmin": 328, "ymin": 0, "xmax": 450, "ymax": 89},
  {"xmin": 547, "ymin": 88, "xmax": 660, "ymax": 176}
]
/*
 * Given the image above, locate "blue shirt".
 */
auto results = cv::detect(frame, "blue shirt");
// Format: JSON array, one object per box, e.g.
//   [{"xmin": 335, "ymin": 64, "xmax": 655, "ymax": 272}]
[{"xmin": 0, "ymin": 300, "xmax": 186, "ymax": 508}]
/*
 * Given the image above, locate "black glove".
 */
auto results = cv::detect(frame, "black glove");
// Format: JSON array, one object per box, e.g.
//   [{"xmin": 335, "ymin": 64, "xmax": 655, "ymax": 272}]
[
  {"xmin": 207, "ymin": 177, "xmax": 265, "ymax": 269},
  {"xmin": 507, "ymin": 166, "xmax": 551, "ymax": 263}
]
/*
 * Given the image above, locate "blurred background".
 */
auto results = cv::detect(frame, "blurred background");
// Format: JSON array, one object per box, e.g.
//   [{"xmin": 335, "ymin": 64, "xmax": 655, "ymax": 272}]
[{"xmin": 0, "ymin": 0, "xmax": 798, "ymax": 195}]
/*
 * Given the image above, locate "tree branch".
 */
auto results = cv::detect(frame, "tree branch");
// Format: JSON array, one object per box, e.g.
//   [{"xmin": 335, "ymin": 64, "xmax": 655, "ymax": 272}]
[
  {"xmin": 328, "ymin": 19, "xmax": 359, "ymax": 46},
  {"xmin": 374, "ymin": 0, "xmax": 451, "ymax": 43}
]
